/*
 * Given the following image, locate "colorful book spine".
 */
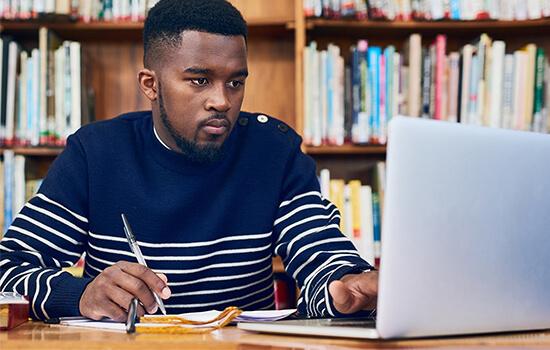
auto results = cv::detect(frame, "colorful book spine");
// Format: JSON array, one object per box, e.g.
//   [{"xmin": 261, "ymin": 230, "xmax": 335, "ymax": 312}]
[
  {"xmin": 434, "ymin": 35, "xmax": 447, "ymax": 120},
  {"xmin": 533, "ymin": 48, "xmax": 546, "ymax": 132},
  {"xmin": 368, "ymin": 47, "xmax": 381, "ymax": 144}
]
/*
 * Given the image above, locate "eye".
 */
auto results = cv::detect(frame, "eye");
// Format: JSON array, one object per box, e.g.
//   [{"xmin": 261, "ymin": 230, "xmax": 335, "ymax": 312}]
[
  {"xmin": 228, "ymin": 80, "xmax": 244, "ymax": 88},
  {"xmin": 191, "ymin": 78, "xmax": 208, "ymax": 86}
]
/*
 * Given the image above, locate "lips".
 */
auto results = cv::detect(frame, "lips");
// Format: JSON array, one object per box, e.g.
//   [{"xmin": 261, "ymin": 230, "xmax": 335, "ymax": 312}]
[
  {"xmin": 205, "ymin": 119, "xmax": 229, "ymax": 128},
  {"xmin": 202, "ymin": 118, "xmax": 230, "ymax": 136}
]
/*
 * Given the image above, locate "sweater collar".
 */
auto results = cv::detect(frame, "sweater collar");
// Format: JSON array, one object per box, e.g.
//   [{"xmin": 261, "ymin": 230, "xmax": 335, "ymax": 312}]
[{"xmin": 153, "ymin": 125, "xmax": 172, "ymax": 150}]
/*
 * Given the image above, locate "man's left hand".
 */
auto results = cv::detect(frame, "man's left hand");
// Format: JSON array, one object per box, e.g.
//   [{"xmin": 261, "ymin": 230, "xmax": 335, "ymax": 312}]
[{"xmin": 328, "ymin": 270, "xmax": 378, "ymax": 314}]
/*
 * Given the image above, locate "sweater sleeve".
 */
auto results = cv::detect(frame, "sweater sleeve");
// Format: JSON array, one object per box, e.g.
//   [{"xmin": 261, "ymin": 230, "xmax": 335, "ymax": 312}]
[
  {"xmin": 273, "ymin": 134, "xmax": 373, "ymax": 318},
  {"xmin": 0, "ymin": 134, "xmax": 92, "ymax": 320}
]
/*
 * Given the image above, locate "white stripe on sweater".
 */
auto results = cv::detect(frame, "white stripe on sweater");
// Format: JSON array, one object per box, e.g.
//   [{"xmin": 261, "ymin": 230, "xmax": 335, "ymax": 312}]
[
  {"xmin": 279, "ymin": 191, "xmax": 322, "ymax": 208},
  {"xmin": 168, "ymin": 263, "xmax": 272, "ymax": 287},
  {"xmin": 88, "ymin": 230, "xmax": 271, "ymax": 248},
  {"xmin": 87, "ymin": 241, "xmax": 271, "ymax": 261},
  {"xmin": 325, "ymin": 284, "xmax": 335, "ymax": 317},
  {"xmin": 17, "ymin": 213, "xmax": 83, "ymax": 246},
  {"xmin": 274, "ymin": 202, "xmax": 335, "ymax": 226},
  {"xmin": 285, "ymin": 237, "xmax": 355, "ymax": 268},
  {"xmin": 309, "ymin": 264, "xmax": 350, "ymax": 315},
  {"xmin": 25, "ymin": 203, "xmax": 86, "ymax": 235},
  {"xmin": 9, "ymin": 226, "xmax": 82, "ymax": 258},
  {"xmin": 0, "ymin": 266, "xmax": 20, "ymax": 290},
  {"xmin": 280, "ymin": 223, "xmax": 341, "ymax": 258},
  {"xmin": 0, "ymin": 237, "xmax": 51, "ymax": 267},
  {"xmin": 171, "ymin": 272, "xmax": 273, "ymax": 297},
  {"xmin": 10, "ymin": 268, "xmax": 41, "ymax": 294},
  {"xmin": 31, "ymin": 270, "xmax": 52, "ymax": 319},
  {"xmin": 40, "ymin": 270, "xmax": 67, "ymax": 319},
  {"xmin": 1, "ymin": 264, "xmax": 32, "ymax": 290},
  {"xmin": 168, "ymin": 282, "xmax": 273, "ymax": 308},
  {"xmin": 34, "ymin": 193, "xmax": 88, "ymax": 223},
  {"xmin": 308, "ymin": 267, "xmax": 338, "ymax": 314},
  {"xmin": 304, "ymin": 262, "xmax": 354, "ymax": 309},
  {"xmin": 275, "ymin": 209, "xmax": 339, "ymax": 244},
  {"xmin": 86, "ymin": 252, "xmax": 272, "ymax": 275},
  {"xmin": 288, "ymin": 249, "xmax": 359, "ymax": 279}
]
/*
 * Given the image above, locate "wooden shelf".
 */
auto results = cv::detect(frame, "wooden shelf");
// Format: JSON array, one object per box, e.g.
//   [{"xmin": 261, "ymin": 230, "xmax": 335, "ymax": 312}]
[
  {"xmin": 305, "ymin": 18, "xmax": 550, "ymax": 36},
  {"xmin": 0, "ymin": 19, "xmax": 294, "ymax": 40},
  {"xmin": 1, "ymin": 147, "xmax": 64, "ymax": 156},
  {"xmin": 305, "ymin": 145, "xmax": 387, "ymax": 155}
]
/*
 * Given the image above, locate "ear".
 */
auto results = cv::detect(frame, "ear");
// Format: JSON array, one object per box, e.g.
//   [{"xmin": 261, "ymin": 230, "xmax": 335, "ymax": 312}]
[{"xmin": 138, "ymin": 68, "xmax": 158, "ymax": 101}]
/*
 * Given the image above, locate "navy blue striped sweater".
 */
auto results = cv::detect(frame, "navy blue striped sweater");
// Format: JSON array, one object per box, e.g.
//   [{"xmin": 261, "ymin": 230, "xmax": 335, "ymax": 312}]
[{"xmin": 0, "ymin": 111, "xmax": 372, "ymax": 320}]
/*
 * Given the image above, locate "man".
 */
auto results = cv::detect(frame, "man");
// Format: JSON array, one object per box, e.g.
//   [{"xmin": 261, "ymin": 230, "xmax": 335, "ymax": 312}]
[{"xmin": 0, "ymin": 0, "xmax": 378, "ymax": 322}]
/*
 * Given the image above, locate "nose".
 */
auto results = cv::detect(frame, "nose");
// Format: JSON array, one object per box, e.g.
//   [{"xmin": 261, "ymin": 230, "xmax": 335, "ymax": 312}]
[{"xmin": 205, "ymin": 83, "xmax": 231, "ymax": 112}]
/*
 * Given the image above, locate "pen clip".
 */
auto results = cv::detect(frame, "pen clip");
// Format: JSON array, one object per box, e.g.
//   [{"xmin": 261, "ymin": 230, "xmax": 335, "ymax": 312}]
[{"xmin": 126, "ymin": 298, "xmax": 139, "ymax": 334}]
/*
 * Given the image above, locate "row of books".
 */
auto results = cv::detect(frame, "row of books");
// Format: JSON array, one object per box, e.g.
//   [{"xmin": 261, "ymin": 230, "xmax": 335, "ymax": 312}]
[
  {"xmin": 304, "ymin": 0, "xmax": 550, "ymax": 21},
  {"xmin": 303, "ymin": 34, "xmax": 550, "ymax": 146},
  {"xmin": 0, "ymin": 151, "xmax": 42, "ymax": 235},
  {"xmin": 0, "ymin": 0, "xmax": 160, "ymax": 22},
  {"xmin": 0, "ymin": 29, "xmax": 93, "ymax": 147},
  {"xmin": 319, "ymin": 162, "xmax": 386, "ymax": 266}
]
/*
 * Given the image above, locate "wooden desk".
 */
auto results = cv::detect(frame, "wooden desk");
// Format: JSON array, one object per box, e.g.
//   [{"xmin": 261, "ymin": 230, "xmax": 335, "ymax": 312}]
[{"xmin": 3, "ymin": 322, "xmax": 550, "ymax": 350}]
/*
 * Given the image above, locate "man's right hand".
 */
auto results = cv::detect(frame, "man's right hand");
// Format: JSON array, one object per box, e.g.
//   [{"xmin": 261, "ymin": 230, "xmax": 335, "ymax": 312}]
[{"xmin": 79, "ymin": 261, "xmax": 171, "ymax": 321}]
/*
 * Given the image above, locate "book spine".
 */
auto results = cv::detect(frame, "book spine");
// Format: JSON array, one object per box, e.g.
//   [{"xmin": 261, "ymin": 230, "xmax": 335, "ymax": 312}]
[
  {"xmin": 459, "ymin": 44, "xmax": 473, "ymax": 124},
  {"xmin": 372, "ymin": 192, "xmax": 381, "ymax": 267},
  {"xmin": 421, "ymin": 47, "xmax": 432, "ymax": 118},
  {"xmin": 351, "ymin": 45, "xmax": 361, "ymax": 144},
  {"xmin": 368, "ymin": 47, "xmax": 381, "ymax": 144},
  {"xmin": 434, "ymin": 35, "xmax": 446, "ymax": 120},
  {"xmin": 379, "ymin": 53, "xmax": 386, "ymax": 144},
  {"xmin": 407, "ymin": 34, "xmax": 422, "ymax": 118},
  {"xmin": 523, "ymin": 44, "xmax": 537, "ymax": 130},
  {"xmin": 360, "ymin": 185, "xmax": 375, "ymax": 266},
  {"xmin": 488, "ymin": 41, "xmax": 506, "ymax": 128},
  {"xmin": 3, "ymin": 150, "xmax": 14, "ymax": 233},
  {"xmin": 5, "ymin": 41, "xmax": 19, "ymax": 146},
  {"xmin": 501, "ymin": 54, "xmax": 515, "ymax": 129},
  {"xmin": 533, "ymin": 48, "xmax": 546, "ymax": 132},
  {"xmin": 447, "ymin": 52, "xmax": 460, "ymax": 122}
]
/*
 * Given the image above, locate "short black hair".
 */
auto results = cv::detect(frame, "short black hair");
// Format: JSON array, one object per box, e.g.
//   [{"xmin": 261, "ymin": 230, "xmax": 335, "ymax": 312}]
[{"xmin": 143, "ymin": 0, "xmax": 248, "ymax": 68}]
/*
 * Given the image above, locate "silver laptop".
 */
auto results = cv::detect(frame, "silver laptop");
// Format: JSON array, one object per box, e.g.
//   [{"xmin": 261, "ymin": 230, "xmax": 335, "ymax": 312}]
[{"xmin": 238, "ymin": 116, "xmax": 550, "ymax": 339}]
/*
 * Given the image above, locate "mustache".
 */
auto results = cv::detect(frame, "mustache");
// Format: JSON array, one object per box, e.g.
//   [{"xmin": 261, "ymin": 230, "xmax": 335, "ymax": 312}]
[{"xmin": 199, "ymin": 114, "xmax": 231, "ymax": 128}]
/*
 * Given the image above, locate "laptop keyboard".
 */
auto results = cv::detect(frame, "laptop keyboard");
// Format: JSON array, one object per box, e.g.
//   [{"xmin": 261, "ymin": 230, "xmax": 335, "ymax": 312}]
[{"xmin": 325, "ymin": 318, "xmax": 376, "ymax": 328}]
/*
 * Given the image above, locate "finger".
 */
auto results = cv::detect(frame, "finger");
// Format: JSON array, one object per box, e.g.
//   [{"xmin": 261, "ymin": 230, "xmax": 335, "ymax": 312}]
[
  {"xmin": 118, "ymin": 261, "xmax": 171, "ymax": 299},
  {"xmin": 109, "ymin": 267, "xmax": 158, "ymax": 313},
  {"xmin": 136, "ymin": 304, "xmax": 147, "ymax": 317},
  {"xmin": 100, "ymin": 300, "xmax": 128, "ymax": 322},
  {"xmin": 157, "ymin": 273, "xmax": 168, "ymax": 284},
  {"xmin": 329, "ymin": 280, "xmax": 358, "ymax": 314},
  {"xmin": 351, "ymin": 271, "xmax": 378, "ymax": 297},
  {"xmin": 105, "ymin": 283, "xmax": 158, "ymax": 315}
]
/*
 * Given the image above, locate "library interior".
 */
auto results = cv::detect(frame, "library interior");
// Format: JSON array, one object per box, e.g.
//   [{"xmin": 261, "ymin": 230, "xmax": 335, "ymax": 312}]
[{"xmin": 1, "ymin": 0, "xmax": 550, "ymax": 349}]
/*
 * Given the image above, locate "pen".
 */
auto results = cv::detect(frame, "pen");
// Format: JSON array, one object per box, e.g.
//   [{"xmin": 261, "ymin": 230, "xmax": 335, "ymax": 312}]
[
  {"xmin": 121, "ymin": 213, "xmax": 167, "ymax": 315},
  {"xmin": 126, "ymin": 298, "xmax": 138, "ymax": 334}
]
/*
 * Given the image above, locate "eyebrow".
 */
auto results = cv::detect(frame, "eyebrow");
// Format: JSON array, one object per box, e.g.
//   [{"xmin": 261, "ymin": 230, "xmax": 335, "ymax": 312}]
[{"xmin": 183, "ymin": 67, "xmax": 249, "ymax": 78}]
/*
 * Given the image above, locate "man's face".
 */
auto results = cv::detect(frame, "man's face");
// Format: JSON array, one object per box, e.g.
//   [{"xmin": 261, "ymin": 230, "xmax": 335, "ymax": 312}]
[{"xmin": 154, "ymin": 31, "xmax": 248, "ymax": 162}]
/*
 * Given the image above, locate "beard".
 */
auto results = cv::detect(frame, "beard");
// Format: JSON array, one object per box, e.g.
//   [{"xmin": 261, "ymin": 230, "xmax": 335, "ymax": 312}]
[{"xmin": 157, "ymin": 84, "xmax": 228, "ymax": 164}]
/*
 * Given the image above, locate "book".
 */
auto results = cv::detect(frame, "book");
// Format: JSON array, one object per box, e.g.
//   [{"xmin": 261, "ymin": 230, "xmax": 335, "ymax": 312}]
[
  {"xmin": 488, "ymin": 41, "xmax": 505, "ymax": 128},
  {"xmin": 0, "ymin": 292, "xmax": 29, "ymax": 331}
]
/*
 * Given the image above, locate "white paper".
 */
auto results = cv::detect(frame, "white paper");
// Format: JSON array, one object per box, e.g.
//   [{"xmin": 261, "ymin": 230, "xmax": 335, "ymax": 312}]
[
  {"xmin": 0, "ymin": 292, "xmax": 29, "ymax": 305},
  {"xmin": 58, "ymin": 308, "xmax": 297, "ymax": 332}
]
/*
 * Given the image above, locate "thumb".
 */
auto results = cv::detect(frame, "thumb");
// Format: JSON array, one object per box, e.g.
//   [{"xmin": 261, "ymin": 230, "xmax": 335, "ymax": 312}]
[{"xmin": 329, "ymin": 280, "xmax": 357, "ymax": 314}]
